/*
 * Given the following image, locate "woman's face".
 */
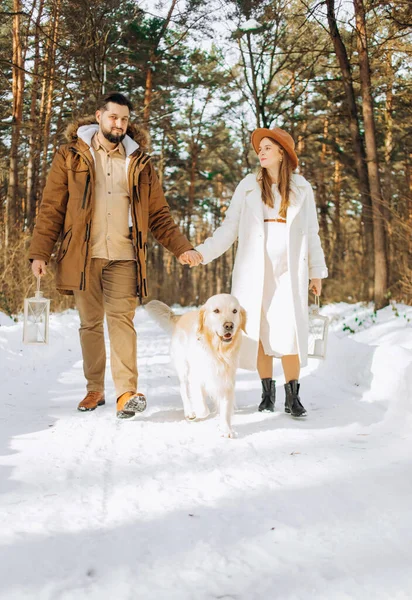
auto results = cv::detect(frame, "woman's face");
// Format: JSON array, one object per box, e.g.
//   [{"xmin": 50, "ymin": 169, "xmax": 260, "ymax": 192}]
[{"xmin": 258, "ymin": 137, "xmax": 283, "ymax": 170}]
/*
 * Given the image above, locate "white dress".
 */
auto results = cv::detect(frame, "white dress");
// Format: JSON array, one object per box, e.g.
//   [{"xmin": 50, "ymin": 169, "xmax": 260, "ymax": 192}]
[{"xmin": 259, "ymin": 186, "xmax": 298, "ymax": 357}]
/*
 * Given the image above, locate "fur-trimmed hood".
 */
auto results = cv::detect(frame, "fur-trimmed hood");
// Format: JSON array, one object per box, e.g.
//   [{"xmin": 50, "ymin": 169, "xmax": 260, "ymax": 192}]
[{"xmin": 64, "ymin": 116, "xmax": 149, "ymax": 151}]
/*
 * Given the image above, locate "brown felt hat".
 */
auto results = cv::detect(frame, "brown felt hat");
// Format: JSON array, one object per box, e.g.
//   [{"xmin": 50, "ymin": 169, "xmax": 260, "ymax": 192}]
[{"xmin": 251, "ymin": 127, "xmax": 299, "ymax": 170}]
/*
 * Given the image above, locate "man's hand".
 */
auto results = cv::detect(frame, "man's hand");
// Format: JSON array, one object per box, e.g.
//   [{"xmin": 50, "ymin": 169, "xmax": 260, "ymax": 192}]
[
  {"xmin": 309, "ymin": 278, "xmax": 322, "ymax": 296},
  {"xmin": 32, "ymin": 260, "xmax": 47, "ymax": 277},
  {"xmin": 178, "ymin": 250, "xmax": 203, "ymax": 267}
]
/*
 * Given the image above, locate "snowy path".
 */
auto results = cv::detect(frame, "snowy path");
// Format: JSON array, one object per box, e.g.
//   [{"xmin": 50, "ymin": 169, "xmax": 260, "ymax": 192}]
[{"xmin": 1, "ymin": 305, "xmax": 412, "ymax": 600}]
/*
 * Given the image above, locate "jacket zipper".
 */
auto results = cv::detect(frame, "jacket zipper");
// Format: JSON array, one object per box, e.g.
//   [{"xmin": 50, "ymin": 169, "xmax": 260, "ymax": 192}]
[
  {"xmin": 81, "ymin": 174, "xmax": 90, "ymax": 209},
  {"xmin": 68, "ymin": 146, "xmax": 94, "ymax": 292},
  {"xmin": 133, "ymin": 194, "xmax": 143, "ymax": 303},
  {"xmin": 131, "ymin": 161, "xmax": 144, "ymax": 303},
  {"xmin": 80, "ymin": 222, "xmax": 91, "ymax": 290}
]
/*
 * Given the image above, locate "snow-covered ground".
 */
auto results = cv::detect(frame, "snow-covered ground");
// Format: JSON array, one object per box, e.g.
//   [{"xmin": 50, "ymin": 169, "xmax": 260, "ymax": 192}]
[{"xmin": 1, "ymin": 301, "xmax": 412, "ymax": 600}]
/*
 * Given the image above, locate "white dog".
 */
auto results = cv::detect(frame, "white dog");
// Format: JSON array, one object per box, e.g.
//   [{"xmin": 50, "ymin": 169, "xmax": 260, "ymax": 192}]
[{"xmin": 146, "ymin": 294, "xmax": 246, "ymax": 438}]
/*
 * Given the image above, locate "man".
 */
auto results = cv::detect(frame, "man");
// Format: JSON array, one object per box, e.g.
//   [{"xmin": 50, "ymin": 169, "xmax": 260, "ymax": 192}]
[{"xmin": 30, "ymin": 92, "xmax": 201, "ymax": 418}]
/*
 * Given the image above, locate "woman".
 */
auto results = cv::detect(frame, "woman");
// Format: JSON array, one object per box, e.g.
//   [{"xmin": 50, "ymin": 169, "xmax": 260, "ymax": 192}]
[{"xmin": 187, "ymin": 127, "xmax": 328, "ymax": 417}]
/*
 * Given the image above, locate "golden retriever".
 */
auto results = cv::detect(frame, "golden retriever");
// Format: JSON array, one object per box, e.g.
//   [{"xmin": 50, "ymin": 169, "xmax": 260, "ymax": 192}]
[{"xmin": 146, "ymin": 294, "xmax": 247, "ymax": 438}]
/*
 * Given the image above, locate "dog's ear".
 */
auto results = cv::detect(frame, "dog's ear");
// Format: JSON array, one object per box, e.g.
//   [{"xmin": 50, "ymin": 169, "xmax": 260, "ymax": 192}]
[
  {"xmin": 240, "ymin": 307, "xmax": 247, "ymax": 333},
  {"xmin": 197, "ymin": 307, "xmax": 206, "ymax": 336}
]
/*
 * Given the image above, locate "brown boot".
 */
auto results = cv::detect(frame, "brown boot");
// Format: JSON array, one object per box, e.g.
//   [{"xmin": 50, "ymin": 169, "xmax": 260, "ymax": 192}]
[
  {"xmin": 116, "ymin": 391, "xmax": 147, "ymax": 419},
  {"xmin": 78, "ymin": 391, "xmax": 105, "ymax": 412}
]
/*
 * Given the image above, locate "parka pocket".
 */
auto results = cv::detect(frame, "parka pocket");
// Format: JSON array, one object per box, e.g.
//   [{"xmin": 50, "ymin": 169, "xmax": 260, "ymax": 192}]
[{"xmin": 57, "ymin": 227, "xmax": 73, "ymax": 262}]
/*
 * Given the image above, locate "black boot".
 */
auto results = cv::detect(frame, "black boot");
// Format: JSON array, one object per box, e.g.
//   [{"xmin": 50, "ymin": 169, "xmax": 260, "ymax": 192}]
[
  {"xmin": 258, "ymin": 378, "xmax": 276, "ymax": 412},
  {"xmin": 284, "ymin": 380, "xmax": 307, "ymax": 417}
]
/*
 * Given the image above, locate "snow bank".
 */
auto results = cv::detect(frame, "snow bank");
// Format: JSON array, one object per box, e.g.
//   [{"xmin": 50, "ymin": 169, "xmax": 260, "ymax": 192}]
[
  {"xmin": 316, "ymin": 301, "xmax": 412, "ymax": 416},
  {"xmin": 363, "ymin": 343, "xmax": 412, "ymax": 420}
]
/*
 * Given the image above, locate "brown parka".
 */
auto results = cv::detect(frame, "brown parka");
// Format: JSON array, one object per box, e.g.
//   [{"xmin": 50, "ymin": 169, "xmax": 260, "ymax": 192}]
[{"xmin": 29, "ymin": 117, "xmax": 193, "ymax": 301}]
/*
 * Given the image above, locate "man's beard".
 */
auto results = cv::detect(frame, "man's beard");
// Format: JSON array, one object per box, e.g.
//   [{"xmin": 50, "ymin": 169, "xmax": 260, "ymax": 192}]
[{"xmin": 101, "ymin": 125, "xmax": 126, "ymax": 144}]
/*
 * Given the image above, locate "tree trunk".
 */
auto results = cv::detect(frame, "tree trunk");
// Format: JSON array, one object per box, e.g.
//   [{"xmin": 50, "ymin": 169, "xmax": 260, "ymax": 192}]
[
  {"xmin": 354, "ymin": 0, "xmax": 388, "ymax": 308},
  {"xmin": 179, "ymin": 145, "xmax": 197, "ymax": 303},
  {"xmin": 26, "ymin": 0, "xmax": 45, "ymax": 230},
  {"xmin": 52, "ymin": 66, "xmax": 69, "ymax": 154},
  {"xmin": 331, "ymin": 157, "xmax": 343, "ymax": 279},
  {"xmin": 40, "ymin": 0, "xmax": 61, "ymax": 188},
  {"xmin": 326, "ymin": 0, "xmax": 374, "ymax": 300},
  {"xmin": 142, "ymin": 0, "xmax": 178, "ymax": 129},
  {"xmin": 407, "ymin": 151, "xmax": 412, "ymax": 231},
  {"xmin": 297, "ymin": 92, "xmax": 308, "ymax": 157},
  {"xmin": 5, "ymin": 0, "xmax": 25, "ymax": 245},
  {"xmin": 157, "ymin": 129, "xmax": 167, "ymax": 187},
  {"xmin": 316, "ymin": 115, "xmax": 330, "ymax": 259},
  {"xmin": 384, "ymin": 50, "xmax": 394, "ymax": 286},
  {"xmin": 246, "ymin": 32, "xmax": 262, "ymax": 127},
  {"xmin": 143, "ymin": 60, "xmax": 153, "ymax": 128},
  {"xmin": 405, "ymin": 151, "xmax": 412, "ymax": 294},
  {"xmin": 186, "ymin": 147, "xmax": 198, "ymax": 237}
]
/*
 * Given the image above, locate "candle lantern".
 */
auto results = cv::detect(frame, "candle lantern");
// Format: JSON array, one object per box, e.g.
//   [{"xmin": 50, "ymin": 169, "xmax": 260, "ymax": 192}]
[
  {"xmin": 23, "ymin": 276, "xmax": 50, "ymax": 344},
  {"xmin": 308, "ymin": 295, "xmax": 329, "ymax": 359}
]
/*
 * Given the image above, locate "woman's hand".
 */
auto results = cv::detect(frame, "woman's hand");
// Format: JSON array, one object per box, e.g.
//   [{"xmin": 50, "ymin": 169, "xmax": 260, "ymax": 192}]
[
  {"xmin": 309, "ymin": 278, "xmax": 322, "ymax": 296},
  {"xmin": 178, "ymin": 250, "xmax": 203, "ymax": 267}
]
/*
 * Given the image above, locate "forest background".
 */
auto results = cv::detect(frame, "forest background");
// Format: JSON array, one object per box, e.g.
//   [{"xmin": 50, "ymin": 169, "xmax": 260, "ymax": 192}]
[{"xmin": 1, "ymin": 0, "xmax": 411, "ymax": 316}]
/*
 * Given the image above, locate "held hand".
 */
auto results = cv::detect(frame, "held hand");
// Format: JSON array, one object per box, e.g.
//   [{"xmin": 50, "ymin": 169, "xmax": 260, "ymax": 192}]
[
  {"xmin": 32, "ymin": 260, "xmax": 47, "ymax": 277},
  {"xmin": 309, "ymin": 278, "xmax": 322, "ymax": 296},
  {"xmin": 178, "ymin": 250, "xmax": 203, "ymax": 267}
]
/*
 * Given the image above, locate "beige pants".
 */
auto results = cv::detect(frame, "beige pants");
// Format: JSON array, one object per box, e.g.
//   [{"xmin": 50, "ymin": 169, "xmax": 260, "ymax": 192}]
[{"xmin": 74, "ymin": 259, "xmax": 138, "ymax": 399}]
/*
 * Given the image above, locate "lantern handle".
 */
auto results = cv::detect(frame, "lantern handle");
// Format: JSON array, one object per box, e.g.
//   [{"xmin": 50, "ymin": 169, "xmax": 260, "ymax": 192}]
[
  {"xmin": 315, "ymin": 294, "xmax": 320, "ymax": 309},
  {"xmin": 35, "ymin": 275, "xmax": 43, "ymax": 298}
]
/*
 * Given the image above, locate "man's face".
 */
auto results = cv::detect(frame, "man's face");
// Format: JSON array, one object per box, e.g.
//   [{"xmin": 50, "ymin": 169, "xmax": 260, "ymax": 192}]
[{"xmin": 96, "ymin": 102, "xmax": 130, "ymax": 144}]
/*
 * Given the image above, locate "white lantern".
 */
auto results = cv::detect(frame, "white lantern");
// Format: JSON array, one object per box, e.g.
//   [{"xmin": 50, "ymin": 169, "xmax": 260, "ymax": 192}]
[
  {"xmin": 23, "ymin": 277, "xmax": 50, "ymax": 344},
  {"xmin": 308, "ymin": 295, "xmax": 329, "ymax": 359}
]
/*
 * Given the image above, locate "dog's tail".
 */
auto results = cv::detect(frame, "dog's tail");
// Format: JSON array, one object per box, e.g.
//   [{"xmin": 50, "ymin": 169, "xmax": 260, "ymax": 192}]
[{"xmin": 145, "ymin": 300, "xmax": 180, "ymax": 334}]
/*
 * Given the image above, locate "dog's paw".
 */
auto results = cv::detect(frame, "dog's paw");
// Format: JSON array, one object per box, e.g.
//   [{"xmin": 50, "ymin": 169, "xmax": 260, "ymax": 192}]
[
  {"xmin": 194, "ymin": 409, "xmax": 210, "ymax": 420},
  {"xmin": 221, "ymin": 430, "xmax": 236, "ymax": 439},
  {"xmin": 219, "ymin": 427, "xmax": 236, "ymax": 439},
  {"xmin": 185, "ymin": 412, "xmax": 197, "ymax": 421}
]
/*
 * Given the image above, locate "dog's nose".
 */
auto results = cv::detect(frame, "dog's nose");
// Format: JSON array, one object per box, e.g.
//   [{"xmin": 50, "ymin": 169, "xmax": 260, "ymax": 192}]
[{"xmin": 224, "ymin": 321, "xmax": 234, "ymax": 332}]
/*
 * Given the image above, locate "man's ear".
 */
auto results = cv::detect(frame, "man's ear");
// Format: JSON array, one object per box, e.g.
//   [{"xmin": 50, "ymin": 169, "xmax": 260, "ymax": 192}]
[
  {"xmin": 240, "ymin": 307, "xmax": 247, "ymax": 333},
  {"xmin": 96, "ymin": 109, "xmax": 101, "ymax": 124},
  {"xmin": 197, "ymin": 307, "xmax": 206, "ymax": 336}
]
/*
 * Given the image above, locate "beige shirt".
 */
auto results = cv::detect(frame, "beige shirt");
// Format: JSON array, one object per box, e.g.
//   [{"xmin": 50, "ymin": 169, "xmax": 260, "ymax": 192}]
[{"xmin": 90, "ymin": 133, "xmax": 135, "ymax": 260}]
